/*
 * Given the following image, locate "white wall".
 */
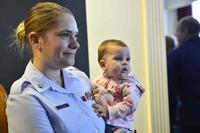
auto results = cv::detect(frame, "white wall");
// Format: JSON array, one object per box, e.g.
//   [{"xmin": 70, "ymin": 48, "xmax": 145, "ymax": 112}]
[
  {"xmin": 86, "ymin": 0, "xmax": 150, "ymax": 133},
  {"xmin": 192, "ymin": 0, "xmax": 200, "ymax": 22},
  {"xmin": 165, "ymin": 0, "xmax": 194, "ymax": 10},
  {"xmin": 192, "ymin": 0, "xmax": 200, "ymax": 37},
  {"xmin": 164, "ymin": 9, "xmax": 177, "ymax": 36}
]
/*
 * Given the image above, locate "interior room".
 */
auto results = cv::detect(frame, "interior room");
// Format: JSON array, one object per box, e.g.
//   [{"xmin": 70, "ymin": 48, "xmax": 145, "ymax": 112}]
[{"xmin": 0, "ymin": 0, "xmax": 200, "ymax": 133}]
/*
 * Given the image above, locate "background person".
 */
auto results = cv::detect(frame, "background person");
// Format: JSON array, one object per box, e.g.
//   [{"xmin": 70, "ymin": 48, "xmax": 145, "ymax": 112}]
[
  {"xmin": 167, "ymin": 16, "xmax": 200, "ymax": 133},
  {"xmin": 165, "ymin": 35, "xmax": 176, "ymax": 55}
]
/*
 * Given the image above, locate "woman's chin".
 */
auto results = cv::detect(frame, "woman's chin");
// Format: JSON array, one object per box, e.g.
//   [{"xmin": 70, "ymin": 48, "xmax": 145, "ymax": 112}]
[
  {"xmin": 65, "ymin": 60, "xmax": 75, "ymax": 67},
  {"xmin": 59, "ymin": 59, "xmax": 75, "ymax": 68}
]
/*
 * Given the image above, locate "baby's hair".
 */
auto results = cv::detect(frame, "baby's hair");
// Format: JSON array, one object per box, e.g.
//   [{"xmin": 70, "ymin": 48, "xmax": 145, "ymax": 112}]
[
  {"xmin": 98, "ymin": 39, "xmax": 128, "ymax": 63},
  {"xmin": 12, "ymin": 2, "xmax": 73, "ymax": 56}
]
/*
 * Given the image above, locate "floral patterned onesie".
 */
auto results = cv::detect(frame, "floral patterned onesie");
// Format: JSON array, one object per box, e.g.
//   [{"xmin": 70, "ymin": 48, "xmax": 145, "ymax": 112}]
[{"xmin": 93, "ymin": 74, "xmax": 145, "ymax": 131}]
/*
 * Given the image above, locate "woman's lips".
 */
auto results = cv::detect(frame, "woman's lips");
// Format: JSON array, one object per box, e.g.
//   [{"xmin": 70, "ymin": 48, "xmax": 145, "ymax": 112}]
[{"xmin": 63, "ymin": 51, "xmax": 76, "ymax": 55}]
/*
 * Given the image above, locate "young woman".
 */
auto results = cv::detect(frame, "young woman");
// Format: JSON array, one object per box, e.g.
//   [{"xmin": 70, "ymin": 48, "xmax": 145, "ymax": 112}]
[{"xmin": 6, "ymin": 2, "xmax": 105, "ymax": 133}]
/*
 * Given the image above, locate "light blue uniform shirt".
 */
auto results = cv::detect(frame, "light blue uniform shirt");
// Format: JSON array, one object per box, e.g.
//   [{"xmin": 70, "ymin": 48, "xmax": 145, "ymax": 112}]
[{"xmin": 6, "ymin": 61, "xmax": 105, "ymax": 133}]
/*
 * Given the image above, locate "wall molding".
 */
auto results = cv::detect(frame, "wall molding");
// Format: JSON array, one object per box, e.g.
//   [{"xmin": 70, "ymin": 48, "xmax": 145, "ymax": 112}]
[{"xmin": 145, "ymin": 0, "xmax": 170, "ymax": 132}]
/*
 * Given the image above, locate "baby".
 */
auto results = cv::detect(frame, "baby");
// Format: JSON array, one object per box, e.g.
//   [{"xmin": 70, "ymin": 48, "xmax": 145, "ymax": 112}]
[{"xmin": 92, "ymin": 39, "xmax": 144, "ymax": 133}]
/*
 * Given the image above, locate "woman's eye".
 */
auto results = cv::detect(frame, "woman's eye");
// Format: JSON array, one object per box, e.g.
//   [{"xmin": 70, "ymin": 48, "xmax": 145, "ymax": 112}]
[
  {"xmin": 58, "ymin": 32, "xmax": 70, "ymax": 38},
  {"xmin": 74, "ymin": 33, "xmax": 79, "ymax": 40},
  {"xmin": 57, "ymin": 32, "xmax": 79, "ymax": 40}
]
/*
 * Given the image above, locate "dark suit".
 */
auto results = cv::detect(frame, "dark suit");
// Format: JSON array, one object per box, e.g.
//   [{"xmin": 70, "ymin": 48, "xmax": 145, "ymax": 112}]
[{"xmin": 167, "ymin": 36, "xmax": 200, "ymax": 133}]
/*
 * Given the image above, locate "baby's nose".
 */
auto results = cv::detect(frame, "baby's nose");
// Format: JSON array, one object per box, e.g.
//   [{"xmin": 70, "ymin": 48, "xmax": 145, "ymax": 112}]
[{"xmin": 121, "ymin": 60, "xmax": 127, "ymax": 65}]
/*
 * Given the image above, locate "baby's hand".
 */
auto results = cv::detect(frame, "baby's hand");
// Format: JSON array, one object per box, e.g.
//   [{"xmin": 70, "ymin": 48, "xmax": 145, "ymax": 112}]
[
  {"xmin": 92, "ymin": 88, "xmax": 100, "ymax": 102},
  {"xmin": 92, "ymin": 103, "xmax": 108, "ymax": 118}
]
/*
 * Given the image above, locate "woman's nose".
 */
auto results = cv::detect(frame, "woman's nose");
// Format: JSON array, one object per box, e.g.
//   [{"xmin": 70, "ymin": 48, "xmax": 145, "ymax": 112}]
[{"xmin": 69, "ymin": 37, "xmax": 80, "ymax": 50}]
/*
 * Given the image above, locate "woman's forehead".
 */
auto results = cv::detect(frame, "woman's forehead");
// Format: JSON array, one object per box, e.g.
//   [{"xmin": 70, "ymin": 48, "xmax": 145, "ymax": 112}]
[{"xmin": 49, "ymin": 13, "xmax": 78, "ymax": 32}]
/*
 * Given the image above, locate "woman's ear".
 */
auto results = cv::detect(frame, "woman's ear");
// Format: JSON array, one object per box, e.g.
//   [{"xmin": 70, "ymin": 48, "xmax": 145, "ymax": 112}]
[
  {"xmin": 99, "ymin": 59, "xmax": 106, "ymax": 71},
  {"xmin": 28, "ymin": 32, "xmax": 42, "ymax": 51}
]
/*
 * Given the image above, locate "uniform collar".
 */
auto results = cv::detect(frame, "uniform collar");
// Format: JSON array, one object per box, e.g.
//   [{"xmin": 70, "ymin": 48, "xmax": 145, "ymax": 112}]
[{"xmin": 24, "ymin": 61, "xmax": 80, "ymax": 94}]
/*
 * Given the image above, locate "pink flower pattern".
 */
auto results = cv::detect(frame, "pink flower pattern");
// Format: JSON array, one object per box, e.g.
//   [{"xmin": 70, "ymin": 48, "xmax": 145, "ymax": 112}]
[{"xmin": 93, "ymin": 74, "xmax": 145, "ymax": 125}]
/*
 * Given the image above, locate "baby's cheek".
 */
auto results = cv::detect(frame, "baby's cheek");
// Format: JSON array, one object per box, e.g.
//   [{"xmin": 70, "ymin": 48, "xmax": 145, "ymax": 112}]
[{"xmin": 112, "ymin": 65, "xmax": 121, "ymax": 72}]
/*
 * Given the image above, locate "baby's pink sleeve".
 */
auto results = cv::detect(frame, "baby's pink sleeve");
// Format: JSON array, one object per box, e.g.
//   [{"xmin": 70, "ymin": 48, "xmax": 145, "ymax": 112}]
[{"xmin": 108, "ymin": 83, "xmax": 142, "ymax": 120}]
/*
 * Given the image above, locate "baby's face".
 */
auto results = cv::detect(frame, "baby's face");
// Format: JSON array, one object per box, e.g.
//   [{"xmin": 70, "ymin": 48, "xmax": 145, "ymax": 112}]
[{"xmin": 102, "ymin": 45, "xmax": 131, "ymax": 80}]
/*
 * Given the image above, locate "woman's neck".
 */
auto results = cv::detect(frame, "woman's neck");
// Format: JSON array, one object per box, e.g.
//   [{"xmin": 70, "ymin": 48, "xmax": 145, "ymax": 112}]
[
  {"xmin": 44, "ymin": 69, "xmax": 64, "ymax": 87},
  {"xmin": 32, "ymin": 60, "xmax": 64, "ymax": 87}
]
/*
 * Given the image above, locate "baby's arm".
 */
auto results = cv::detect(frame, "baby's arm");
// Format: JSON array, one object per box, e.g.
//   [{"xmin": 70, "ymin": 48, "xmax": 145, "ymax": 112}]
[
  {"xmin": 108, "ymin": 83, "xmax": 142, "ymax": 120},
  {"xmin": 91, "ymin": 78, "xmax": 109, "ymax": 118},
  {"xmin": 91, "ymin": 76, "xmax": 108, "ymax": 104}
]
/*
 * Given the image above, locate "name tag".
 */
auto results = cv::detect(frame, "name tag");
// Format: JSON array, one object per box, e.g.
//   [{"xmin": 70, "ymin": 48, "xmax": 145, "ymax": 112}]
[{"xmin": 56, "ymin": 103, "xmax": 70, "ymax": 110}]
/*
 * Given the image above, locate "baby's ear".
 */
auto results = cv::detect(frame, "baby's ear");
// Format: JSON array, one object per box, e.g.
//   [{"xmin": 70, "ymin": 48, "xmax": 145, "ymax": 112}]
[{"xmin": 99, "ymin": 59, "xmax": 106, "ymax": 70}]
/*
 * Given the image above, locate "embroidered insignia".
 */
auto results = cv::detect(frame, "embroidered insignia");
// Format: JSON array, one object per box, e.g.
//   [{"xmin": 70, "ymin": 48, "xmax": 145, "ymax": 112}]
[{"xmin": 81, "ymin": 92, "xmax": 93, "ymax": 101}]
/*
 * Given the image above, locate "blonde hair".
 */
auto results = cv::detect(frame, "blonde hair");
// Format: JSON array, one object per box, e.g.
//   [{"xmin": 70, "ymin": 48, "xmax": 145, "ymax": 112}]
[
  {"xmin": 98, "ymin": 39, "xmax": 128, "ymax": 63},
  {"xmin": 14, "ymin": 2, "xmax": 73, "ymax": 55}
]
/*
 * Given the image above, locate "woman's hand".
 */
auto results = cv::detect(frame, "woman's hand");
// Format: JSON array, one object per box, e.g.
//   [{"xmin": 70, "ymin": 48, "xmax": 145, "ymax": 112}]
[{"xmin": 92, "ymin": 103, "xmax": 108, "ymax": 118}]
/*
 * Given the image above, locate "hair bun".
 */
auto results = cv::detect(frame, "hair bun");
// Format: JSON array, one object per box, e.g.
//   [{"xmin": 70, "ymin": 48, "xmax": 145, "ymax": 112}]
[{"xmin": 16, "ymin": 21, "xmax": 26, "ymax": 44}]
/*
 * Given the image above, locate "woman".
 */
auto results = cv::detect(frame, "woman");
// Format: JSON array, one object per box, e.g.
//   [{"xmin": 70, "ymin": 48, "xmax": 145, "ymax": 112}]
[{"xmin": 6, "ymin": 2, "xmax": 105, "ymax": 133}]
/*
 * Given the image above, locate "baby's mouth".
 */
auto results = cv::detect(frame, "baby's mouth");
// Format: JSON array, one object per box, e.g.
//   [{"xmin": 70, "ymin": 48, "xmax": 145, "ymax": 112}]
[{"xmin": 121, "ymin": 68, "xmax": 127, "ymax": 73}]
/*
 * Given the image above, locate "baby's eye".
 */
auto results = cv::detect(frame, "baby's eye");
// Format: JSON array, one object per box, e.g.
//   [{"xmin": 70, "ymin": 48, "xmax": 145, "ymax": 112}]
[
  {"xmin": 114, "ymin": 56, "xmax": 123, "ymax": 61},
  {"xmin": 126, "ymin": 57, "xmax": 130, "ymax": 61}
]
